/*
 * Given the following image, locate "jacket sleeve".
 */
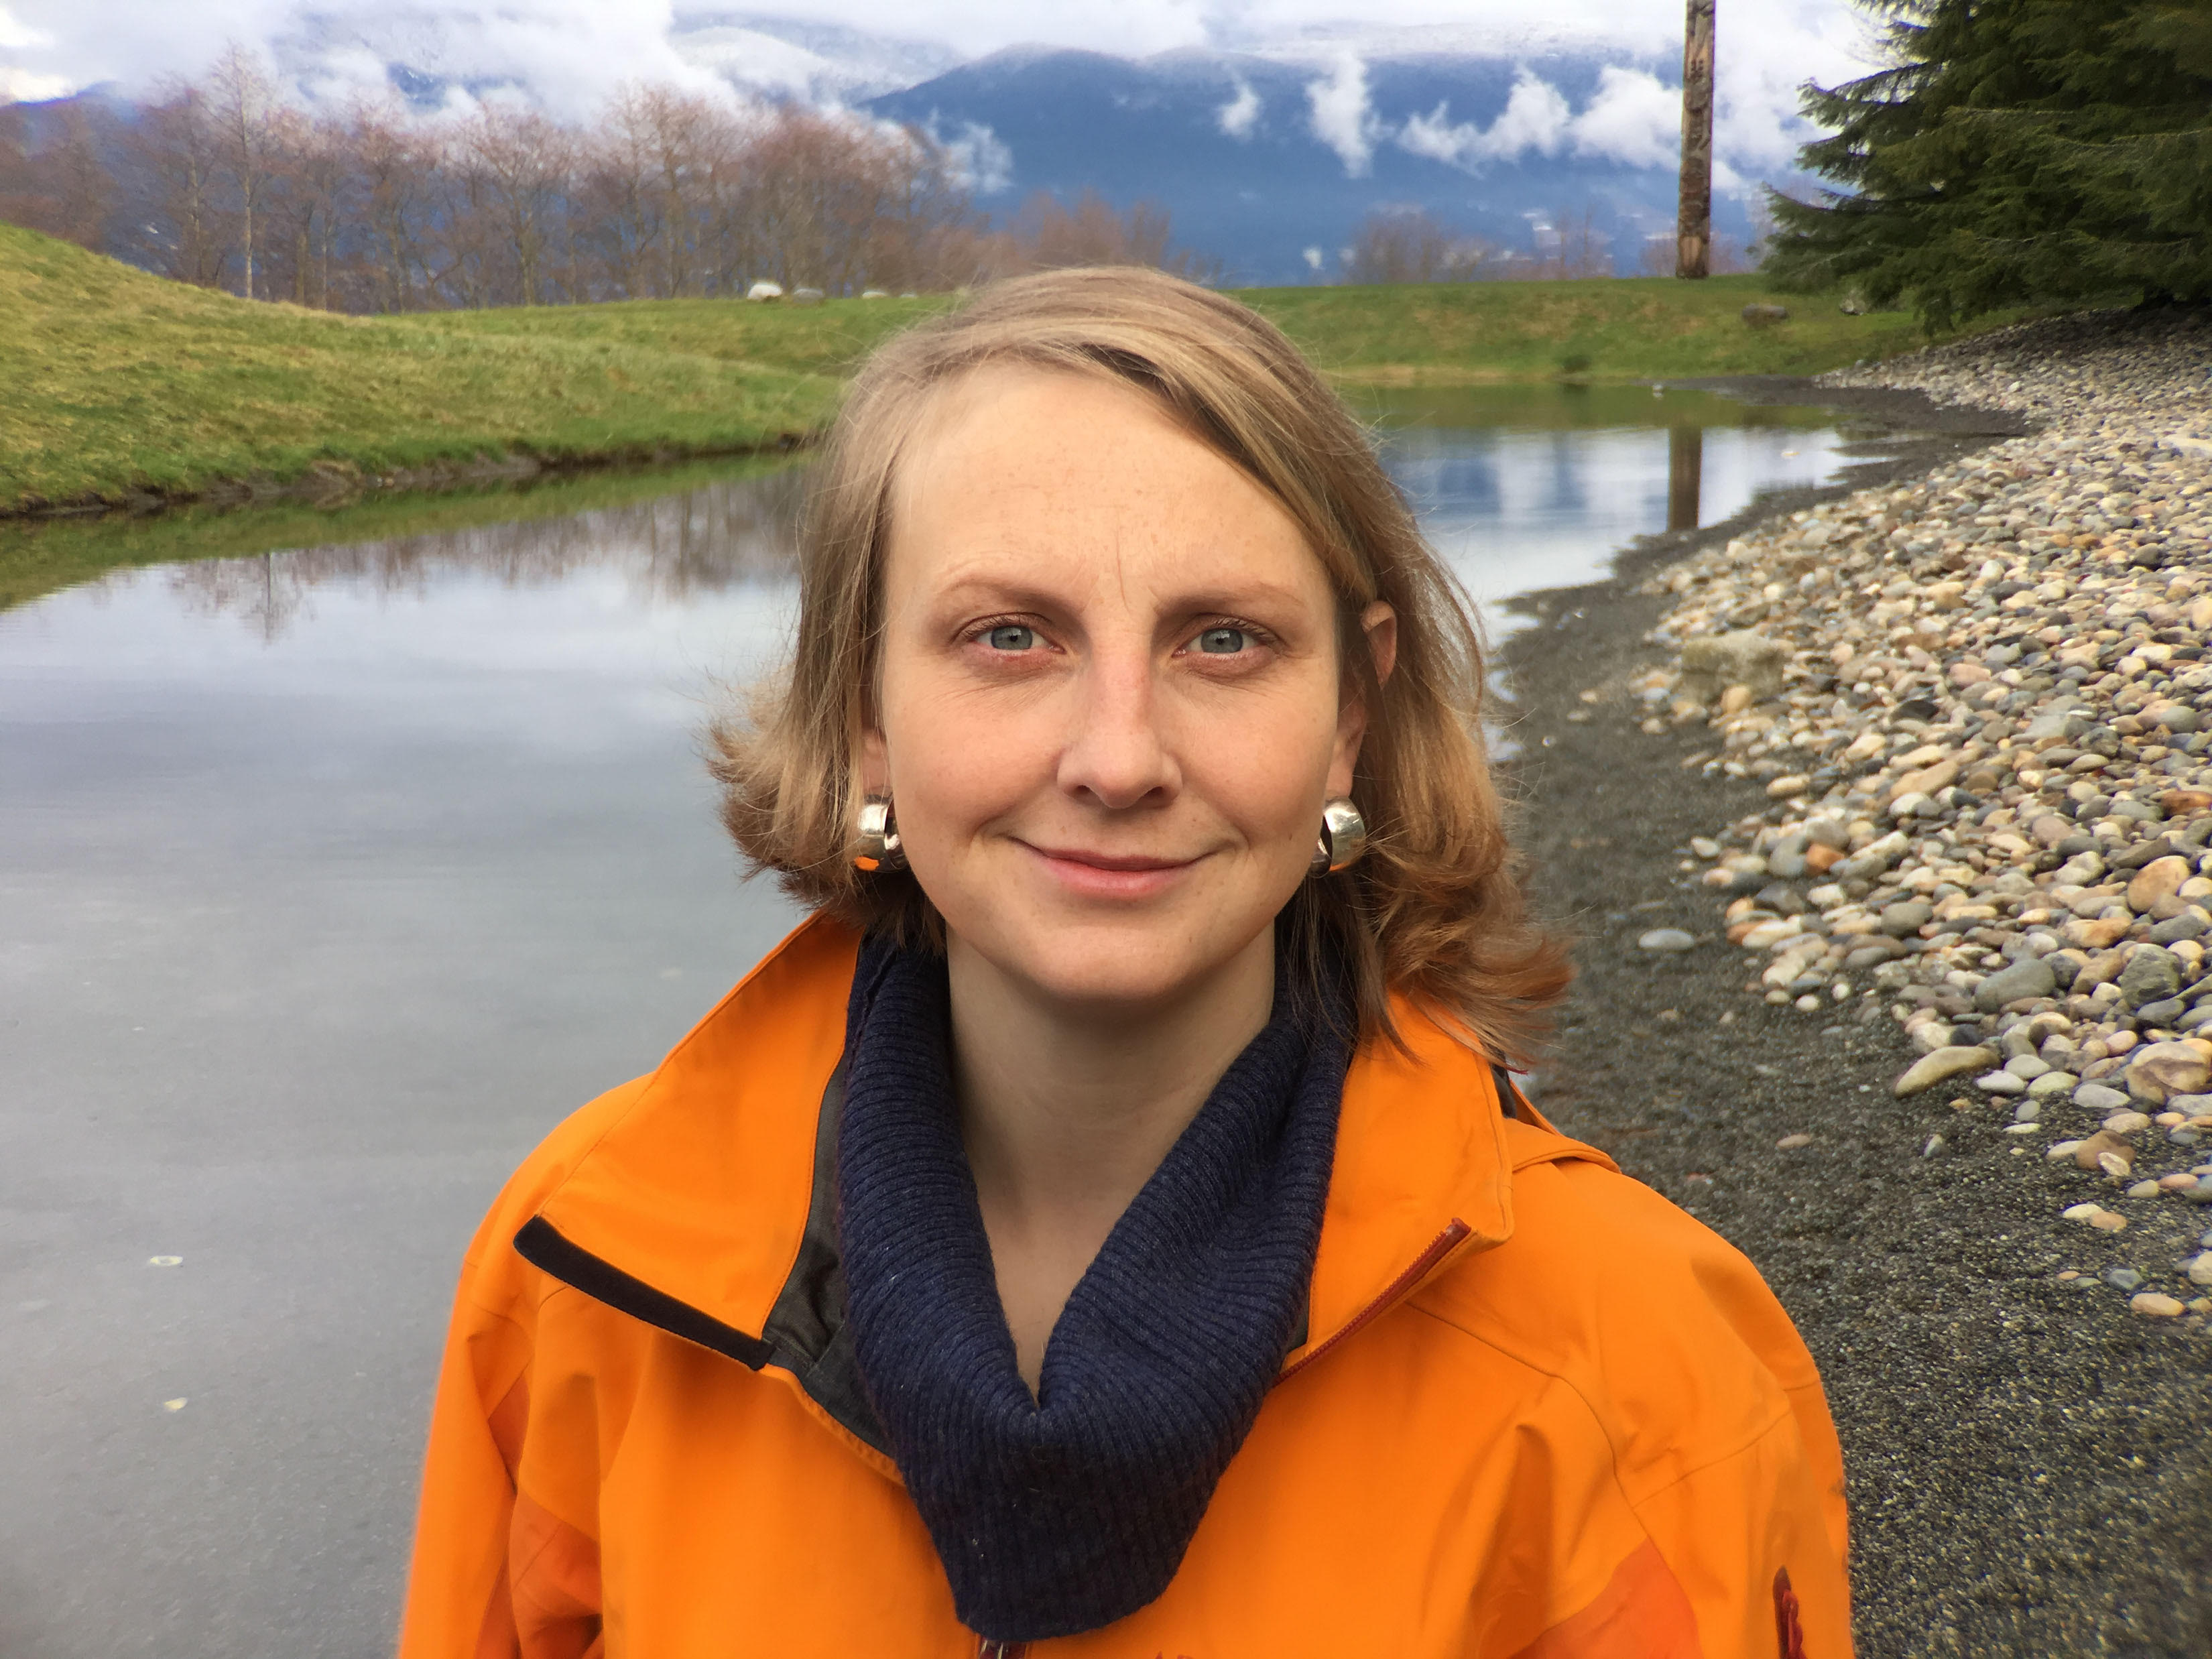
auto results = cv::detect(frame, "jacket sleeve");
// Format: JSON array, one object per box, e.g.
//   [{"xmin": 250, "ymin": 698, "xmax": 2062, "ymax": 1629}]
[
  {"xmin": 397, "ymin": 1080, "xmax": 654, "ymax": 1659},
  {"xmin": 1627, "ymin": 1398, "xmax": 1851, "ymax": 1659},
  {"xmin": 1491, "ymin": 1147, "xmax": 1854, "ymax": 1659},
  {"xmin": 395, "ymin": 1245, "xmax": 530, "ymax": 1659}
]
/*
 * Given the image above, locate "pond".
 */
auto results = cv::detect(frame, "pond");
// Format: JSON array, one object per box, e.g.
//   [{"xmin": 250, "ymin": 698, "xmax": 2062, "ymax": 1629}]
[{"xmin": 0, "ymin": 385, "xmax": 1857, "ymax": 1656}]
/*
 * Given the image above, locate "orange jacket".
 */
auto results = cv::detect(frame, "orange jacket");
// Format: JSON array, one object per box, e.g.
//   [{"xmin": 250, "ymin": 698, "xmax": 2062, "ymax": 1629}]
[{"xmin": 400, "ymin": 917, "xmax": 1852, "ymax": 1659}]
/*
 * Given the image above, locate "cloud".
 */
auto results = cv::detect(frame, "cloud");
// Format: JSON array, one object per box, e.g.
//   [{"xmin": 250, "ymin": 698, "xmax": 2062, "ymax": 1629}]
[
  {"xmin": 1566, "ymin": 64, "xmax": 1678, "ymax": 169},
  {"xmin": 1395, "ymin": 63, "xmax": 1680, "ymax": 173},
  {"xmin": 1398, "ymin": 66, "xmax": 1567, "ymax": 166},
  {"xmin": 1302, "ymin": 244, "xmax": 1322, "ymax": 270},
  {"xmin": 0, "ymin": 0, "xmax": 74, "ymax": 97},
  {"xmin": 923, "ymin": 113, "xmax": 1012, "ymax": 194},
  {"xmin": 1215, "ymin": 76, "xmax": 1259, "ymax": 139},
  {"xmin": 1304, "ymin": 54, "xmax": 1379, "ymax": 177}
]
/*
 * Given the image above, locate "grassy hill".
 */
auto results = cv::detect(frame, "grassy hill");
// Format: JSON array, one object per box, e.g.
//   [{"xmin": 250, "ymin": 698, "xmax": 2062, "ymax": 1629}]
[
  {"xmin": 0, "ymin": 225, "xmax": 904, "ymax": 515},
  {"xmin": 1250, "ymin": 275, "xmax": 1945, "ymax": 383},
  {"xmin": 1, "ymin": 223, "xmax": 1966, "ymax": 517}
]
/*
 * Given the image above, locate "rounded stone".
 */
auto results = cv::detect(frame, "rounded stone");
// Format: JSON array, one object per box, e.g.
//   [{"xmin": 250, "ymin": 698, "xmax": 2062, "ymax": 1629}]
[
  {"xmin": 2074, "ymin": 1082, "xmax": 2134, "ymax": 1112},
  {"xmin": 2130, "ymin": 1291, "xmax": 2186, "ymax": 1316},
  {"xmin": 1638, "ymin": 928, "xmax": 1699, "ymax": 953}
]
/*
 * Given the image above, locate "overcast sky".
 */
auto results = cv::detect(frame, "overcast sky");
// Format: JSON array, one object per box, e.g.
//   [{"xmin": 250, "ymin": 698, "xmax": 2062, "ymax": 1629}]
[{"xmin": 1, "ymin": 1, "xmax": 1882, "ymax": 181}]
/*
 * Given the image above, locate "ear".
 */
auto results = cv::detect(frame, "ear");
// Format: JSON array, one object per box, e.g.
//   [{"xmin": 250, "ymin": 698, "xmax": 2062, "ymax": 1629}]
[{"xmin": 1328, "ymin": 602, "xmax": 1396, "ymax": 797}]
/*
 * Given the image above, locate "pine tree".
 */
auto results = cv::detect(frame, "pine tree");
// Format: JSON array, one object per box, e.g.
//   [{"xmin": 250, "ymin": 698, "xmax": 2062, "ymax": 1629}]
[{"xmin": 1764, "ymin": 0, "xmax": 2212, "ymax": 328}]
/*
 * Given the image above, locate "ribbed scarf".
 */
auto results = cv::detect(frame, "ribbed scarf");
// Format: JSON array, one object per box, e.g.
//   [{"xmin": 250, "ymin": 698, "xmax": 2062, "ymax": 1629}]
[{"xmin": 835, "ymin": 934, "xmax": 1349, "ymax": 1644}]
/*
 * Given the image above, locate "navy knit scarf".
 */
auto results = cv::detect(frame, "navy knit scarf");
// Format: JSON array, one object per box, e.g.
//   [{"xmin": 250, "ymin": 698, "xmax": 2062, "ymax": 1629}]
[{"xmin": 835, "ymin": 934, "xmax": 1349, "ymax": 1644}]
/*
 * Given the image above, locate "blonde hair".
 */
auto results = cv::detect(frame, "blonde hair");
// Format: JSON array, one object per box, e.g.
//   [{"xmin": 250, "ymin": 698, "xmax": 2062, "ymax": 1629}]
[{"xmin": 709, "ymin": 267, "xmax": 1568, "ymax": 1060}]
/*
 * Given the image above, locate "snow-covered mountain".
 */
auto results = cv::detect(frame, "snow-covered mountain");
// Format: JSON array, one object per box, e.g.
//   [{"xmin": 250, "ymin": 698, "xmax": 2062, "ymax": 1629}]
[{"xmin": 865, "ymin": 46, "xmax": 1776, "ymax": 284}]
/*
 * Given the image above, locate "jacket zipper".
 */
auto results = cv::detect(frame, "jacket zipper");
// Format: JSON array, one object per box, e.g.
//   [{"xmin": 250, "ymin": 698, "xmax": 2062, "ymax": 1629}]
[
  {"xmin": 1278, "ymin": 1219, "xmax": 1473, "ymax": 1382},
  {"xmin": 975, "ymin": 1640, "xmax": 1028, "ymax": 1658}
]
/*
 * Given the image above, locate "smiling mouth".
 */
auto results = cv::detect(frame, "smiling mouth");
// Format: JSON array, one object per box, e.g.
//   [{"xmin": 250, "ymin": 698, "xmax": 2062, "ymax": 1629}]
[
  {"xmin": 1025, "ymin": 845, "xmax": 1196, "ymax": 872},
  {"xmin": 1017, "ymin": 841, "xmax": 1203, "ymax": 897}
]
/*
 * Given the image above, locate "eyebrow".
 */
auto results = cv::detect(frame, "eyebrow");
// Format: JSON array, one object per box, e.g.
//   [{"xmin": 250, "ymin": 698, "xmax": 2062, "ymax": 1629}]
[{"xmin": 925, "ymin": 572, "xmax": 1317, "ymax": 617}]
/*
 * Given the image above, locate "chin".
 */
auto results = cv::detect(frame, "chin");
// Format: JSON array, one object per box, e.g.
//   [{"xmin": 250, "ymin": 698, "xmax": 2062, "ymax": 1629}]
[{"xmin": 977, "ymin": 912, "xmax": 1268, "ymax": 1013}]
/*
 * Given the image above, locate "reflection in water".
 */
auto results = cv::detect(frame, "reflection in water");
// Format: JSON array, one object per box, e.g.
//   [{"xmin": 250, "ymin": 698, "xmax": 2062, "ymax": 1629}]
[
  {"xmin": 164, "ymin": 466, "xmax": 807, "ymax": 641},
  {"xmin": 1668, "ymin": 426, "xmax": 1704, "ymax": 533}
]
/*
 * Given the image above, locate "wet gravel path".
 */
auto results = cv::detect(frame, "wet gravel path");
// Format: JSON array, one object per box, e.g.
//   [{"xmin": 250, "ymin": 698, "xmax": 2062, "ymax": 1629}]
[{"xmin": 1502, "ymin": 380, "xmax": 2212, "ymax": 1657}]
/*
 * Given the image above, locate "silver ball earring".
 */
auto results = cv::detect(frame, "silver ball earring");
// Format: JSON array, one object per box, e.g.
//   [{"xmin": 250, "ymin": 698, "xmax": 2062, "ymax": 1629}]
[
  {"xmin": 1310, "ymin": 797, "xmax": 1368, "ymax": 875},
  {"xmin": 854, "ymin": 796, "xmax": 906, "ymax": 873}
]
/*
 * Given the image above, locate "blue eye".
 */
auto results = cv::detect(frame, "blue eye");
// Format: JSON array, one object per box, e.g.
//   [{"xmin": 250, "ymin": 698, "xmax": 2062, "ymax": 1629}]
[
  {"xmin": 1196, "ymin": 627, "xmax": 1249, "ymax": 654},
  {"xmin": 986, "ymin": 624, "xmax": 1037, "ymax": 651}
]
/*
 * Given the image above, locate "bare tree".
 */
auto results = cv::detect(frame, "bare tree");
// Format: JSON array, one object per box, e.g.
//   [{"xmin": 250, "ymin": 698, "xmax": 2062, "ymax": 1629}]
[
  {"xmin": 1344, "ymin": 206, "xmax": 1497, "ymax": 283},
  {"xmin": 0, "ymin": 101, "xmax": 113, "ymax": 248},
  {"xmin": 1532, "ymin": 205, "xmax": 1611, "ymax": 279},
  {"xmin": 1677, "ymin": 0, "xmax": 1716, "ymax": 279},
  {"xmin": 208, "ymin": 42, "xmax": 280, "ymax": 297},
  {"xmin": 351, "ymin": 102, "xmax": 437, "ymax": 311},
  {"xmin": 9, "ymin": 71, "xmax": 1207, "ymax": 310},
  {"xmin": 125, "ymin": 83, "xmax": 233, "ymax": 287},
  {"xmin": 462, "ymin": 104, "xmax": 574, "ymax": 304}
]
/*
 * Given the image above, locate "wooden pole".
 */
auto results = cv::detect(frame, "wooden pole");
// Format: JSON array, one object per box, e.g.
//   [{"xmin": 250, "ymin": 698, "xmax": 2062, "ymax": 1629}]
[{"xmin": 1677, "ymin": 0, "xmax": 1715, "ymax": 279}]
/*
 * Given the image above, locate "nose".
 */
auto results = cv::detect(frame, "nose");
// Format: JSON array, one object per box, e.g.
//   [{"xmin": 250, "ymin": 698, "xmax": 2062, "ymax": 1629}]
[{"xmin": 1055, "ymin": 648, "xmax": 1180, "ymax": 810}]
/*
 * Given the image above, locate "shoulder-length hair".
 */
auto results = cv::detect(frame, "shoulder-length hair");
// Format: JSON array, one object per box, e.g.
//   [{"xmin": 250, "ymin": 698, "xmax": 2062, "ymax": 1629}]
[{"xmin": 710, "ymin": 266, "xmax": 1569, "ymax": 1061}]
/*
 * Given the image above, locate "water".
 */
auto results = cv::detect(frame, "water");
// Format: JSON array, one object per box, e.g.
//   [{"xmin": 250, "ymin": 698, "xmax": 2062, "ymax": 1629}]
[{"xmin": 0, "ymin": 387, "xmax": 1856, "ymax": 1658}]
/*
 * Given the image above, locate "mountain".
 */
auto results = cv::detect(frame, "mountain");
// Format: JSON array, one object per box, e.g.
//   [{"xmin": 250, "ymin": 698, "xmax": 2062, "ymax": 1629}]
[{"xmin": 865, "ymin": 47, "xmax": 1778, "ymax": 286}]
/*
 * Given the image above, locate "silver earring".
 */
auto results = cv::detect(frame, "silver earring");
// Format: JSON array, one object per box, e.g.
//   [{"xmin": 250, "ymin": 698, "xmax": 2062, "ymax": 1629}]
[
  {"xmin": 854, "ymin": 796, "xmax": 905, "ymax": 873},
  {"xmin": 1310, "ymin": 797, "xmax": 1368, "ymax": 875}
]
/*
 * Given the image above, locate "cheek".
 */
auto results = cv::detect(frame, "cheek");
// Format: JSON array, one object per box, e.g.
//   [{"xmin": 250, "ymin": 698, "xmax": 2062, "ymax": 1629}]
[
  {"xmin": 1178, "ymin": 688, "xmax": 1341, "ymax": 841},
  {"xmin": 878, "ymin": 666, "xmax": 1054, "ymax": 836}
]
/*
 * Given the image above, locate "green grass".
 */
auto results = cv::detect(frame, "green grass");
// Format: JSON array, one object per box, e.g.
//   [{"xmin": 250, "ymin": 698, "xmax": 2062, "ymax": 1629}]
[
  {"xmin": 1240, "ymin": 275, "xmax": 1970, "ymax": 383},
  {"xmin": 0, "ymin": 223, "xmax": 919, "ymax": 514},
  {"xmin": 1, "ymin": 225, "xmax": 1993, "ymax": 524}
]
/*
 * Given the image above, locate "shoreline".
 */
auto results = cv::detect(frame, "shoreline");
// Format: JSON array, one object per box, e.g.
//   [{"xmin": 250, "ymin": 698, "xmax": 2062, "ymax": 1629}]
[{"xmin": 1503, "ymin": 308, "xmax": 2212, "ymax": 1654}]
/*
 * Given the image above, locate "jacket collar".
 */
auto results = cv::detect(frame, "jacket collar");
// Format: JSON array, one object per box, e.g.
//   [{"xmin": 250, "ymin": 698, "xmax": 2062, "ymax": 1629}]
[{"xmin": 519, "ymin": 916, "xmax": 1527, "ymax": 1446}]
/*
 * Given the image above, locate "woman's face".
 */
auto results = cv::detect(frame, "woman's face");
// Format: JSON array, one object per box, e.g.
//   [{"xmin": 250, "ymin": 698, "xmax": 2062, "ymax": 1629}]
[{"xmin": 867, "ymin": 365, "xmax": 1390, "ymax": 1015}]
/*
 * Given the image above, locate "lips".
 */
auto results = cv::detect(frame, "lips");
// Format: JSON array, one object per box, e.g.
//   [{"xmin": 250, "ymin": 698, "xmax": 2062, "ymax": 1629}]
[{"xmin": 1019, "ymin": 841, "xmax": 1201, "ymax": 899}]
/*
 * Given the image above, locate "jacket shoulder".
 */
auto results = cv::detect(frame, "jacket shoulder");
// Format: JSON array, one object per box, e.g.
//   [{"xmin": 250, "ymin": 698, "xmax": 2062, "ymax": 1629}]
[{"xmin": 1414, "ymin": 1142, "xmax": 1824, "ymax": 1502}]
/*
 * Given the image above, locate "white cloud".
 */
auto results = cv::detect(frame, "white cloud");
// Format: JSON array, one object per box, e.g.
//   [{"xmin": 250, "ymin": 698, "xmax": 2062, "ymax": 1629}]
[
  {"xmin": 1215, "ymin": 76, "xmax": 1259, "ymax": 139},
  {"xmin": 924, "ymin": 114, "xmax": 1012, "ymax": 194},
  {"xmin": 1302, "ymin": 244, "xmax": 1323, "ymax": 269},
  {"xmin": 1394, "ymin": 63, "xmax": 1695, "ymax": 176},
  {"xmin": 1398, "ymin": 66, "xmax": 1568, "ymax": 167},
  {"xmin": 1567, "ymin": 64, "xmax": 1678, "ymax": 169},
  {"xmin": 1304, "ymin": 54, "xmax": 1378, "ymax": 177}
]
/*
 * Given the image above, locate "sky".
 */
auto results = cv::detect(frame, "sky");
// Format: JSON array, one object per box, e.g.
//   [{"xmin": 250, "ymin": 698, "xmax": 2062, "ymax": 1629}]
[{"xmin": 0, "ymin": 1, "xmax": 1884, "ymax": 182}]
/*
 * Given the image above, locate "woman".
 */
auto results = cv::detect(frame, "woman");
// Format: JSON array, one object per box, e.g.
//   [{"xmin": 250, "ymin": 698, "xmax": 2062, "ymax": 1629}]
[{"xmin": 400, "ymin": 269, "xmax": 1850, "ymax": 1659}]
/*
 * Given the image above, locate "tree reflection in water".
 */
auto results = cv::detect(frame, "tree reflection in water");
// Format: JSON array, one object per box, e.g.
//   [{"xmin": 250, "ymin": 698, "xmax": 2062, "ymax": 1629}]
[{"xmin": 164, "ymin": 465, "xmax": 807, "ymax": 641}]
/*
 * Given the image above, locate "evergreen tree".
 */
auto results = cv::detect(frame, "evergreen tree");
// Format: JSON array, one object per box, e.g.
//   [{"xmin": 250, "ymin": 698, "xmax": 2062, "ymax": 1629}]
[{"xmin": 1765, "ymin": 1, "xmax": 2212, "ymax": 327}]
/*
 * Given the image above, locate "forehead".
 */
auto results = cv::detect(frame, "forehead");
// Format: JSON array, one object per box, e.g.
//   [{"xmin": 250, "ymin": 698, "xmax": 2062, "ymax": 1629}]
[{"xmin": 885, "ymin": 364, "xmax": 1325, "ymax": 599}]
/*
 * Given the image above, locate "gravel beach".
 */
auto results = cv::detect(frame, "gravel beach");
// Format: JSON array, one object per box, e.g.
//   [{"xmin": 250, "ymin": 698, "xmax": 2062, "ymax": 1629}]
[{"xmin": 1504, "ymin": 307, "xmax": 2212, "ymax": 1656}]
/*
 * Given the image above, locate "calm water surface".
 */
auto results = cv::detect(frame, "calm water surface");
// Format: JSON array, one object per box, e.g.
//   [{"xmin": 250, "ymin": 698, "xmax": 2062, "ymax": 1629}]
[{"xmin": 0, "ymin": 387, "xmax": 1851, "ymax": 1657}]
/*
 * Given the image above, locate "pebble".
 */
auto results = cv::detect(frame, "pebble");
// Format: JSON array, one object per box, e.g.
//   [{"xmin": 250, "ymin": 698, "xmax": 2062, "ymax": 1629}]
[
  {"xmin": 1638, "ymin": 928, "xmax": 1699, "ymax": 953},
  {"xmin": 2074, "ymin": 1083, "xmax": 2133, "ymax": 1113},
  {"xmin": 1895, "ymin": 1045, "xmax": 1998, "ymax": 1096},
  {"xmin": 1777, "ymin": 1132, "xmax": 1815, "ymax": 1149},
  {"xmin": 2105, "ymin": 1266, "xmax": 2146, "ymax": 1291},
  {"xmin": 1627, "ymin": 310, "xmax": 2212, "ymax": 1308},
  {"xmin": 2131, "ymin": 1292, "xmax": 2187, "ymax": 1317},
  {"xmin": 2189, "ymin": 1251, "xmax": 2212, "ymax": 1285}
]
